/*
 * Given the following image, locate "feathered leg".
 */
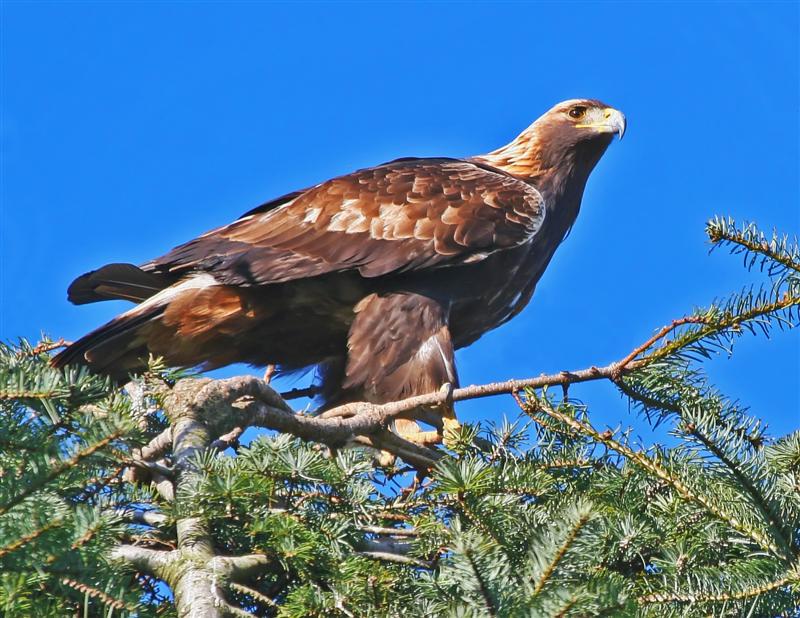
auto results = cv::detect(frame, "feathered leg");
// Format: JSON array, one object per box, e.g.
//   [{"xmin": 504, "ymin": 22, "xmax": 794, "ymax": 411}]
[{"xmin": 342, "ymin": 292, "xmax": 460, "ymax": 445}]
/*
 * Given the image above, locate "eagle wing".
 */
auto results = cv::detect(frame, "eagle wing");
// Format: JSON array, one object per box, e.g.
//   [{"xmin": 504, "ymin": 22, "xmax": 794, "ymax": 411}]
[{"xmin": 142, "ymin": 158, "xmax": 545, "ymax": 285}]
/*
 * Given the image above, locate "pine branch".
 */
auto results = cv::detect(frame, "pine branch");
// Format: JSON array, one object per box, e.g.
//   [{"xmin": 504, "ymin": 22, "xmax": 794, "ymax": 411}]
[
  {"xmin": 614, "ymin": 377, "xmax": 793, "ymax": 558},
  {"xmin": 358, "ymin": 525, "xmax": 417, "ymax": 537},
  {"xmin": 640, "ymin": 570, "xmax": 799, "ymax": 604},
  {"xmin": 707, "ymin": 217, "xmax": 800, "ymax": 282},
  {"xmin": 621, "ymin": 291, "xmax": 798, "ymax": 371},
  {"xmin": 113, "ymin": 508, "xmax": 169, "ymax": 527},
  {"xmin": 227, "ymin": 581, "xmax": 278, "ymax": 608},
  {"xmin": 0, "ymin": 519, "xmax": 63, "ymax": 559},
  {"xmin": 60, "ymin": 576, "xmax": 133, "ymax": 612},
  {"xmin": 519, "ymin": 394, "xmax": 789, "ymax": 560},
  {"xmin": 134, "ymin": 427, "xmax": 173, "ymax": 462},
  {"xmin": 530, "ymin": 509, "xmax": 592, "ymax": 597},
  {"xmin": 464, "ymin": 548, "xmax": 498, "ymax": 618},
  {"xmin": 214, "ymin": 553, "xmax": 272, "ymax": 581},
  {"xmin": 0, "ymin": 428, "xmax": 126, "ymax": 517},
  {"xmin": 110, "ymin": 544, "xmax": 171, "ymax": 575}
]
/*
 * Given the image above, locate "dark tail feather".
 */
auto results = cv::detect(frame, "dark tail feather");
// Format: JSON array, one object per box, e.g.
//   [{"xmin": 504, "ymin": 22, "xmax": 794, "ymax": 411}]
[
  {"xmin": 51, "ymin": 303, "xmax": 166, "ymax": 381},
  {"xmin": 67, "ymin": 263, "xmax": 171, "ymax": 305}
]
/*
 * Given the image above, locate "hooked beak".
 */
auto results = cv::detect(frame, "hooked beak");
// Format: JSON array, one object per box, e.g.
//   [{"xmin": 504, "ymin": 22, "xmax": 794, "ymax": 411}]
[
  {"xmin": 604, "ymin": 108, "xmax": 626, "ymax": 139},
  {"xmin": 576, "ymin": 108, "xmax": 626, "ymax": 140}
]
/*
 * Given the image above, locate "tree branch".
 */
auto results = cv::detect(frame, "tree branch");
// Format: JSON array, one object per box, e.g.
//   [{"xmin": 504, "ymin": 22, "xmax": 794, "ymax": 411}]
[
  {"xmin": 357, "ymin": 551, "xmax": 432, "ymax": 568},
  {"xmin": 518, "ymin": 394, "xmax": 788, "ymax": 560},
  {"xmin": 211, "ymin": 553, "xmax": 272, "ymax": 581},
  {"xmin": 110, "ymin": 544, "xmax": 172, "ymax": 576},
  {"xmin": 134, "ymin": 427, "xmax": 173, "ymax": 462},
  {"xmin": 114, "ymin": 508, "xmax": 169, "ymax": 527},
  {"xmin": 358, "ymin": 525, "xmax": 417, "ymax": 537}
]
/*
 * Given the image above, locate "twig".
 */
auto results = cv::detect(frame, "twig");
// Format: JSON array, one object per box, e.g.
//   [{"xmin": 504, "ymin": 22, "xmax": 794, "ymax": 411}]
[
  {"xmin": 319, "ymin": 362, "xmax": 641, "ymax": 422},
  {"xmin": 114, "ymin": 508, "xmax": 169, "ymax": 527},
  {"xmin": 227, "ymin": 582, "xmax": 278, "ymax": 607},
  {"xmin": 23, "ymin": 338, "xmax": 72, "ymax": 357},
  {"xmin": 530, "ymin": 510, "xmax": 592, "ymax": 597},
  {"xmin": 0, "ymin": 519, "xmax": 63, "ymax": 558},
  {"xmin": 612, "ymin": 317, "xmax": 705, "ymax": 378},
  {"xmin": 358, "ymin": 525, "xmax": 417, "ymax": 537},
  {"xmin": 640, "ymin": 571, "xmax": 799, "ymax": 604},
  {"xmin": 357, "ymin": 551, "xmax": 433, "ymax": 568},
  {"xmin": 60, "ymin": 577, "xmax": 132, "ymax": 611},
  {"xmin": 280, "ymin": 385, "xmax": 322, "ymax": 401}
]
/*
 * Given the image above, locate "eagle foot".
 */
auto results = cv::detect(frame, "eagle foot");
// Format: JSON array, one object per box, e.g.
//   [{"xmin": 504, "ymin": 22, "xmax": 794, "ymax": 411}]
[{"xmin": 391, "ymin": 418, "xmax": 443, "ymax": 447}]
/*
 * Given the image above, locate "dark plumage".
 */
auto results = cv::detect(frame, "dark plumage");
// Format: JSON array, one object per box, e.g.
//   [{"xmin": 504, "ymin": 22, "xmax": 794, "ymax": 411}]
[{"xmin": 53, "ymin": 99, "xmax": 625, "ymax": 438}]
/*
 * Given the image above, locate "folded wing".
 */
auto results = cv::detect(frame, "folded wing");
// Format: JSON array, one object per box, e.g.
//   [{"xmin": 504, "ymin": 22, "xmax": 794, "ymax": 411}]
[{"xmin": 140, "ymin": 157, "xmax": 546, "ymax": 286}]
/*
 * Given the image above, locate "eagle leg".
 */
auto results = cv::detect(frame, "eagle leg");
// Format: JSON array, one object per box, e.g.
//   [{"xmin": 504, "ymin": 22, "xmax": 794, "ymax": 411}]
[{"xmin": 342, "ymin": 292, "xmax": 460, "ymax": 448}]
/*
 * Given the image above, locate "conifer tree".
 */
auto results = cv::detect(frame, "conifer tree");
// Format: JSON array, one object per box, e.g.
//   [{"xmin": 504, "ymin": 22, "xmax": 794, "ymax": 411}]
[{"xmin": 1, "ymin": 218, "xmax": 798, "ymax": 617}]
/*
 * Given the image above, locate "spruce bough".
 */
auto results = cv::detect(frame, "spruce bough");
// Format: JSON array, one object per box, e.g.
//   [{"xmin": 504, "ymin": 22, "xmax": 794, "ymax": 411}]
[{"xmin": 1, "ymin": 217, "xmax": 798, "ymax": 617}]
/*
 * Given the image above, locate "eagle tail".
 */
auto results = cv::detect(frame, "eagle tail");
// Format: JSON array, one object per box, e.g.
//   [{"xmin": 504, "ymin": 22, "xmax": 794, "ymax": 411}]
[
  {"xmin": 51, "ymin": 302, "xmax": 166, "ymax": 381},
  {"xmin": 67, "ymin": 263, "xmax": 171, "ymax": 305}
]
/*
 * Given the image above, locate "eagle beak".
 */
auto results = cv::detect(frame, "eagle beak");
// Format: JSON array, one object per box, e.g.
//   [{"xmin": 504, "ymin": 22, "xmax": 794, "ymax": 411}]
[
  {"xmin": 575, "ymin": 108, "xmax": 626, "ymax": 140},
  {"xmin": 604, "ymin": 108, "xmax": 626, "ymax": 140}
]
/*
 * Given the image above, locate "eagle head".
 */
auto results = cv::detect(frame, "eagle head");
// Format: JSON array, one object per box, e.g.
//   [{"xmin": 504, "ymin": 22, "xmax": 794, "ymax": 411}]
[
  {"xmin": 543, "ymin": 98, "xmax": 626, "ymax": 142},
  {"xmin": 477, "ymin": 99, "xmax": 625, "ymax": 180}
]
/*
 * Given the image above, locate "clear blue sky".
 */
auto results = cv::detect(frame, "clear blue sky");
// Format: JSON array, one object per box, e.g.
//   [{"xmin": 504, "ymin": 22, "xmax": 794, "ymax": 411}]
[{"xmin": 1, "ymin": 2, "xmax": 798, "ymax": 440}]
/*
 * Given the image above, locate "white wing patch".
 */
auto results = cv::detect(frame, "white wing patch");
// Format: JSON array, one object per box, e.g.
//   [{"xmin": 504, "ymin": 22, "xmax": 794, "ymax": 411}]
[{"xmin": 131, "ymin": 273, "xmax": 218, "ymax": 315}]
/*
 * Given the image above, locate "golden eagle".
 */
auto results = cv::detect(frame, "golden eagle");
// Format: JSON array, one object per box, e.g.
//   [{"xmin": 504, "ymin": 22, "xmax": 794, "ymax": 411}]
[{"xmin": 54, "ymin": 99, "xmax": 624, "ymax": 439}]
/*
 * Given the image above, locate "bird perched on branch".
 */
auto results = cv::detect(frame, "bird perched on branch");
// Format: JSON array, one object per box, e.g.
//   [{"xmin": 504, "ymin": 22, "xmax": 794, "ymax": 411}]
[{"xmin": 54, "ymin": 99, "xmax": 624, "ymax": 444}]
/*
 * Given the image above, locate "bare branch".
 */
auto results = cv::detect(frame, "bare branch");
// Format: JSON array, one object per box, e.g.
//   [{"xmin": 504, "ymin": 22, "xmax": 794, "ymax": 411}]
[
  {"xmin": 114, "ymin": 508, "xmax": 169, "ymax": 527},
  {"xmin": 612, "ymin": 316, "xmax": 705, "ymax": 378},
  {"xmin": 110, "ymin": 544, "xmax": 173, "ymax": 576},
  {"xmin": 134, "ymin": 427, "xmax": 173, "ymax": 462},
  {"xmin": 151, "ymin": 472, "xmax": 175, "ymax": 502},
  {"xmin": 357, "ymin": 551, "xmax": 433, "ymax": 568},
  {"xmin": 227, "ymin": 582, "xmax": 278, "ymax": 608},
  {"xmin": 210, "ymin": 426, "xmax": 244, "ymax": 452},
  {"xmin": 211, "ymin": 553, "xmax": 272, "ymax": 581},
  {"xmin": 126, "ymin": 458, "xmax": 173, "ymax": 477},
  {"xmin": 358, "ymin": 525, "xmax": 417, "ymax": 537},
  {"xmin": 359, "ymin": 538, "xmax": 414, "ymax": 555}
]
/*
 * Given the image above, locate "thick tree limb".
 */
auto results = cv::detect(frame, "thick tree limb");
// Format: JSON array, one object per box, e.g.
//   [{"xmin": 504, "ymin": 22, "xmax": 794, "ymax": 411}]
[
  {"xmin": 211, "ymin": 553, "xmax": 272, "ymax": 581},
  {"xmin": 114, "ymin": 508, "xmax": 169, "ymax": 527},
  {"xmin": 211, "ymin": 426, "xmax": 244, "ymax": 452},
  {"xmin": 134, "ymin": 427, "xmax": 173, "ymax": 462},
  {"xmin": 110, "ymin": 544, "xmax": 171, "ymax": 575}
]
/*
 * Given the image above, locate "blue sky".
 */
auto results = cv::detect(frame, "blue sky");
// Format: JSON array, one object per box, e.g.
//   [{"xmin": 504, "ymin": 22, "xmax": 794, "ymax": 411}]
[{"xmin": 1, "ymin": 1, "xmax": 798, "ymax": 441}]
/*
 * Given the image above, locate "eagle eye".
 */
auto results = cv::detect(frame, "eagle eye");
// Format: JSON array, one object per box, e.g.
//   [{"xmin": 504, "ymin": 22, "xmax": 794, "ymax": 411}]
[{"xmin": 568, "ymin": 106, "xmax": 587, "ymax": 119}]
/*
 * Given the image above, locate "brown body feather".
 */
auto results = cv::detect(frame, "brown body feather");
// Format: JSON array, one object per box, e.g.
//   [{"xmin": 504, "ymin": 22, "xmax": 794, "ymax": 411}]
[{"xmin": 53, "ymin": 99, "xmax": 624, "ymax": 435}]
